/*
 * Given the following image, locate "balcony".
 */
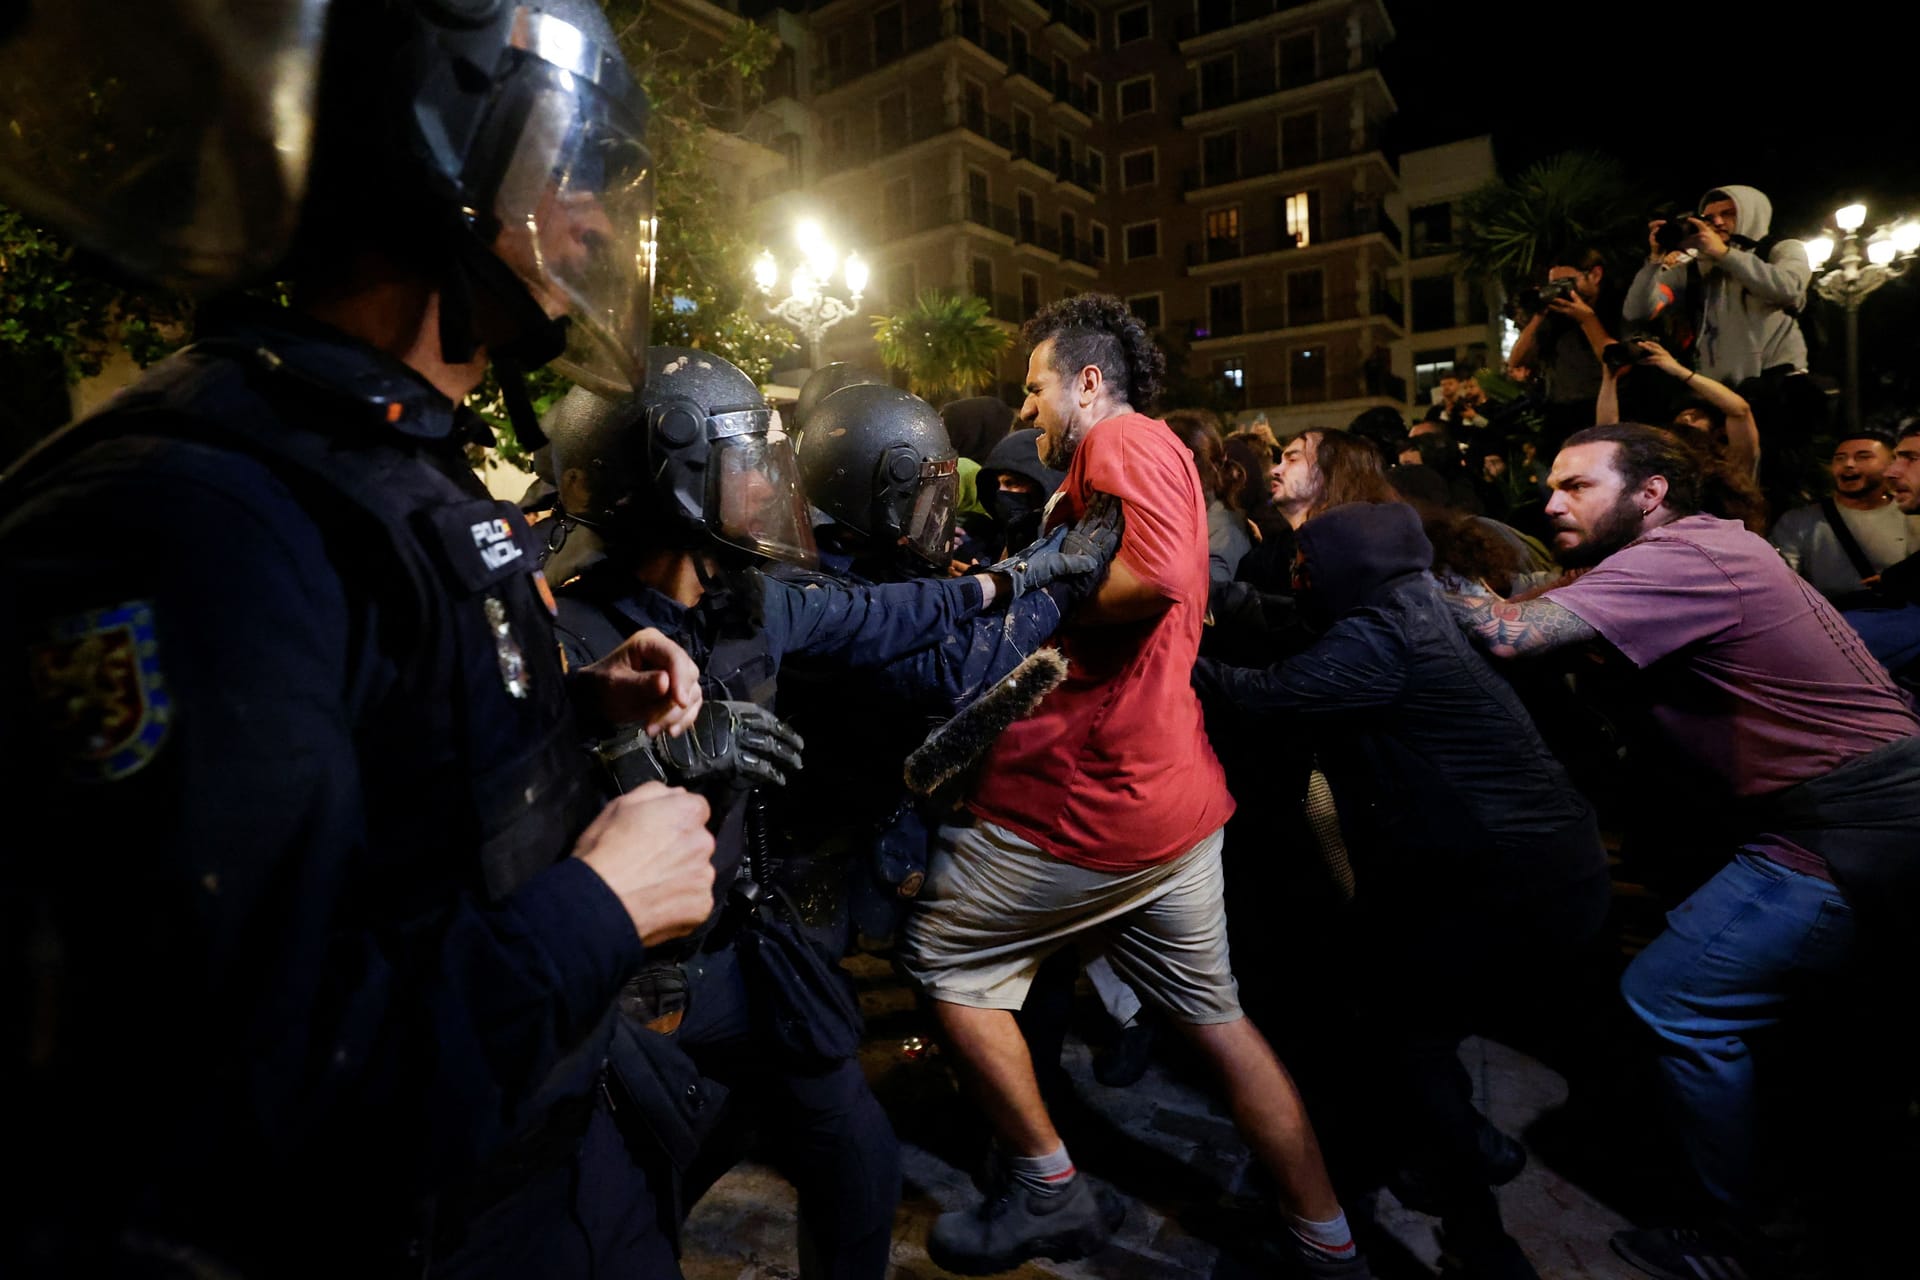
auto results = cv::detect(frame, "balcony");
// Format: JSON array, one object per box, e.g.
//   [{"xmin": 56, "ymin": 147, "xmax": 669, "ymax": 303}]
[
  {"xmin": 960, "ymin": 101, "xmax": 1015, "ymax": 150},
  {"xmin": 1184, "ymin": 207, "xmax": 1404, "ymax": 266},
  {"xmin": 1177, "ymin": 48, "xmax": 1384, "ymax": 120},
  {"xmin": 815, "ymin": 13, "xmax": 948, "ymax": 93},
  {"xmin": 1006, "ymin": 50, "xmax": 1054, "ymax": 93},
  {"xmin": 1044, "ymin": 1, "xmax": 1097, "ymax": 43},
  {"xmin": 1187, "ymin": 291, "xmax": 1404, "ymax": 341},
  {"xmin": 1009, "ymin": 131, "xmax": 1057, "ymax": 174},
  {"xmin": 1237, "ymin": 366, "xmax": 1411, "ymax": 409},
  {"xmin": 1180, "ymin": 130, "xmax": 1388, "ymax": 192},
  {"xmin": 1177, "ymin": 0, "xmax": 1317, "ymax": 41},
  {"xmin": 970, "ymin": 289, "xmax": 1028, "ymax": 324},
  {"xmin": 862, "ymin": 196, "xmax": 1105, "ymax": 269}
]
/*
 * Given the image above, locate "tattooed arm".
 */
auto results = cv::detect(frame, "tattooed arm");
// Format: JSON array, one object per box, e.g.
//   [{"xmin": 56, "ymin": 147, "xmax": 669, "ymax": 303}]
[{"xmin": 1444, "ymin": 579, "xmax": 1599, "ymax": 659}]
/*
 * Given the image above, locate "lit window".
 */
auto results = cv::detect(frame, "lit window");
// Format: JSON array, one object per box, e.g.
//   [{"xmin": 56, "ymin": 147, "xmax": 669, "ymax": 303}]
[{"xmin": 1285, "ymin": 192, "xmax": 1312, "ymax": 247}]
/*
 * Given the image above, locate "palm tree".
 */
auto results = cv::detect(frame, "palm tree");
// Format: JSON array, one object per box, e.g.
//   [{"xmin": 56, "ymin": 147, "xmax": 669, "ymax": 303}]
[
  {"xmin": 870, "ymin": 290, "xmax": 1012, "ymax": 404},
  {"xmin": 1456, "ymin": 151, "xmax": 1651, "ymax": 296}
]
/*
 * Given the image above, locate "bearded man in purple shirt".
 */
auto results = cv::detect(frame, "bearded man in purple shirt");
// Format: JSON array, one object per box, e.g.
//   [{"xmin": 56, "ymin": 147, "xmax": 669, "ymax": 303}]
[{"xmin": 1448, "ymin": 423, "xmax": 1920, "ymax": 1280}]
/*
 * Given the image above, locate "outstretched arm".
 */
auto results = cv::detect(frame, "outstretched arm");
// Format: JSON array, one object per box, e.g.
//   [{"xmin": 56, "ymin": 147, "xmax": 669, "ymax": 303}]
[{"xmin": 1445, "ymin": 580, "xmax": 1599, "ymax": 658}]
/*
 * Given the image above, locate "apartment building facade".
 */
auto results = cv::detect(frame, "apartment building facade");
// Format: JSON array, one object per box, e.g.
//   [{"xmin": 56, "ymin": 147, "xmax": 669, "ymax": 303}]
[
  {"xmin": 734, "ymin": 0, "xmax": 1414, "ymax": 428},
  {"xmin": 1392, "ymin": 134, "xmax": 1504, "ymax": 407}
]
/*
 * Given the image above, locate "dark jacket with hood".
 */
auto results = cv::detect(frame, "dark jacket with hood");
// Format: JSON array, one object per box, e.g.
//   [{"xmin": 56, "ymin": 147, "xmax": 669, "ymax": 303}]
[
  {"xmin": 1624, "ymin": 183, "xmax": 1810, "ymax": 386},
  {"xmin": 1194, "ymin": 501, "xmax": 1606, "ymax": 916}
]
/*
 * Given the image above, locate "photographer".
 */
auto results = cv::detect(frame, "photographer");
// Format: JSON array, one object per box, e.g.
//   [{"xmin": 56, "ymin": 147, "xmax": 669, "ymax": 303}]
[
  {"xmin": 1597, "ymin": 340, "xmax": 1760, "ymax": 480},
  {"xmin": 1624, "ymin": 186, "xmax": 1810, "ymax": 388},
  {"xmin": 1507, "ymin": 249, "xmax": 1622, "ymax": 441}
]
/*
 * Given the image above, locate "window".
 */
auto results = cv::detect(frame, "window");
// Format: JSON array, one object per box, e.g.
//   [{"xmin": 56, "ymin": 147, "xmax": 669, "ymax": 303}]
[
  {"xmin": 1009, "ymin": 26, "xmax": 1028, "ymax": 72},
  {"xmin": 1410, "ymin": 203, "xmax": 1455, "ymax": 257},
  {"xmin": 1115, "ymin": 4, "xmax": 1149, "ymax": 44},
  {"xmin": 1085, "ymin": 148, "xmax": 1105, "ymax": 190},
  {"xmin": 877, "ymin": 91, "xmax": 909, "ymax": 149},
  {"xmin": 1127, "ymin": 293, "xmax": 1162, "ymax": 328},
  {"xmin": 1204, "ymin": 206, "xmax": 1241, "ymax": 260},
  {"xmin": 1118, "ymin": 75, "xmax": 1153, "ymax": 118},
  {"xmin": 1282, "ymin": 190, "xmax": 1320, "ymax": 247},
  {"xmin": 1123, "ymin": 220, "xmax": 1159, "ymax": 261},
  {"xmin": 1056, "ymin": 131, "xmax": 1074, "ymax": 169},
  {"xmin": 886, "ymin": 261, "xmax": 917, "ymax": 307},
  {"xmin": 1202, "ymin": 131, "xmax": 1239, "ymax": 185},
  {"xmin": 1208, "ymin": 282, "xmax": 1244, "ymax": 338},
  {"xmin": 1412, "ymin": 276, "xmax": 1455, "ymax": 332},
  {"xmin": 825, "ymin": 114, "xmax": 849, "ymax": 157},
  {"xmin": 1290, "ymin": 345, "xmax": 1328, "ymax": 400},
  {"xmin": 873, "ymin": 4, "xmax": 904, "ymax": 61},
  {"xmin": 1287, "ymin": 268, "xmax": 1325, "ymax": 325},
  {"xmin": 1090, "ymin": 222, "xmax": 1108, "ymax": 261},
  {"xmin": 1278, "ymin": 32, "xmax": 1316, "ymax": 87},
  {"xmin": 822, "ymin": 31, "xmax": 845, "ymax": 79},
  {"xmin": 1197, "ymin": 54, "xmax": 1234, "ymax": 110},
  {"xmin": 1021, "ymin": 271, "xmax": 1041, "ymax": 317},
  {"xmin": 1011, "ymin": 107, "xmax": 1033, "ymax": 152},
  {"xmin": 1120, "ymin": 148, "xmax": 1156, "ymax": 189},
  {"xmin": 964, "ymin": 78, "xmax": 987, "ymax": 122},
  {"xmin": 971, "ymin": 255, "xmax": 994, "ymax": 302},
  {"xmin": 1414, "ymin": 348, "xmax": 1456, "ymax": 400},
  {"xmin": 1084, "ymin": 76, "xmax": 1102, "ymax": 117},
  {"xmin": 1214, "ymin": 356, "xmax": 1246, "ymax": 405},
  {"xmin": 967, "ymin": 167, "xmax": 990, "ymax": 223},
  {"xmin": 883, "ymin": 177, "xmax": 912, "ymax": 236},
  {"xmin": 1053, "ymin": 57, "xmax": 1070, "ymax": 93},
  {"xmin": 1280, "ymin": 112, "xmax": 1319, "ymax": 167},
  {"xmin": 1016, "ymin": 189, "xmax": 1037, "ymax": 241},
  {"xmin": 1059, "ymin": 209, "xmax": 1078, "ymax": 252}
]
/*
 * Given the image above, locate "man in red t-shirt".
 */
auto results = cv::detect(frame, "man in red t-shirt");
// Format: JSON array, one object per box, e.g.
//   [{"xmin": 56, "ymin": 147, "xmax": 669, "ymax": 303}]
[{"xmin": 901, "ymin": 296, "xmax": 1368, "ymax": 1279}]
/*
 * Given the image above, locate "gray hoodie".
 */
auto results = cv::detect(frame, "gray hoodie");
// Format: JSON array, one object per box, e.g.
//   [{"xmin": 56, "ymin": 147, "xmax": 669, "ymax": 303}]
[{"xmin": 1622, "ymin": 183, "xmax": 1810, "ymax": 386}]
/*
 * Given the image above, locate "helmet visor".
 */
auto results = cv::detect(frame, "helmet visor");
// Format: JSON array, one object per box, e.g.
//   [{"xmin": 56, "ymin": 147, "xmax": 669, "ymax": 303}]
[
  {"xmin": 709, "ymin": 427, "xmax": 820, "ymax": 567},
  {"xmin": 902, "ymin": 459, "xmax": 960, "ymax": 565},
  {"xmin": 488, "ymin": 51, "xmax": 655, "ymax": 394}
]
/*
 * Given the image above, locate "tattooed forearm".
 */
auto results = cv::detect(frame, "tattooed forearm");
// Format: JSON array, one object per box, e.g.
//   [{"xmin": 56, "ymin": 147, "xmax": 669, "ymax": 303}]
[{"xmin": 1449, "ymin": 593, "xmax": 1598, "ymax": 658}]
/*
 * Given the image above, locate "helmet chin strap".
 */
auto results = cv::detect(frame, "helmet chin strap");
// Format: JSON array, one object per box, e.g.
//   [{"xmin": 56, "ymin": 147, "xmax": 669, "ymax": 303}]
[{"xmin": 437, "ymin": 217, "xmax": 571, "ymax": 450}]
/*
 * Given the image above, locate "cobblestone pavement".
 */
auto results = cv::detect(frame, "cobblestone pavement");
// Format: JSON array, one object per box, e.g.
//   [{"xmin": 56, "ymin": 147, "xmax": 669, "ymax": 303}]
[{"xmin": 677, "ymin": 957, "xmax": 1649, "ymax": 1280}]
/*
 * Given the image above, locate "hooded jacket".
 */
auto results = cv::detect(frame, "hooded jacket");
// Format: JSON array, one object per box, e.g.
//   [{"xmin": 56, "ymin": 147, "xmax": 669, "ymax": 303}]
[
  {"xmin": 1623, "ymin": 183, "xmax": 1809, "ymax": 386},
  {"xmin": 1193, "ymin": 501, "xmax": 1604, "ymax": 915}
]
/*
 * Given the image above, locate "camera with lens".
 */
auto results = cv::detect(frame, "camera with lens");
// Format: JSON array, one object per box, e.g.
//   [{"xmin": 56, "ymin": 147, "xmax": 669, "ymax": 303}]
[
  {"xmin": 1601, "ymin": 339, "xmax": 1664, "ymax": 372},
  {"xmin": 1652, "ymin": 206, "xmax": 1698, "ymax": 255},
  {"xmin": 1515, "ymin": 275, "xmax": 1579, "ymax": 316}
]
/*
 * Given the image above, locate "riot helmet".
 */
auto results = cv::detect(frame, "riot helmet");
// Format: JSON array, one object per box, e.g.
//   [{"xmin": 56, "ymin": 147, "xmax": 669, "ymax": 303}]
[
  {"xmin": 792, "ymin": 363, "xmax": 887, "ymax": 439},
  {"xmin": 544, "ymin": 347, "xmax": 817, "ymax": 566},
  {"xmin": 0, "ymin": 1, "xmax": 656, "ymax": 397},
  {"xmin": 798, "ymin": 384, "xmax": 959, "ymax": 567}
]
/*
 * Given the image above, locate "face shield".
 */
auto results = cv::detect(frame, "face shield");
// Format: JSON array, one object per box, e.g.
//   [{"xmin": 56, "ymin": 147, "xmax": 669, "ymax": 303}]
[
  {"xmin": 486, "ymin": 9, "xmax": 655, "ymax": 395},
  {"xmin": 707, "ymin": 410, "xmax": 819, "ymax": 567},
  {"xmin": 901, "ymin": 457, "xmax": 961, "ymax": 565},
  {"xmin": 0, "ymin": 0, "xmax": 328, "ymax": 293}
]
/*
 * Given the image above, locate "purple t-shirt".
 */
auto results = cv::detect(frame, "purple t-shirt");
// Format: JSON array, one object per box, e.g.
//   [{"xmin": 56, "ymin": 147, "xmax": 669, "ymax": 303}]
[{"xmin": 1547, "ymin": 512, "xmax": 1918, "ymax": 796}]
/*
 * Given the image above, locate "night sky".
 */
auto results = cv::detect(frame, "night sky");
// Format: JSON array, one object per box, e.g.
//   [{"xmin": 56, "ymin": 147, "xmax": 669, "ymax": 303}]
[{"xmin": 1383, "ymin": 2, "xmax": 1920, "ymax": 239}]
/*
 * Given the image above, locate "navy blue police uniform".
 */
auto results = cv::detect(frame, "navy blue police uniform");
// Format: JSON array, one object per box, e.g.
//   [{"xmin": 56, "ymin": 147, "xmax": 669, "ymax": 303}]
[{"xmin": 0, "ymin": 307, "xmax": 668, "ymax": 1278}]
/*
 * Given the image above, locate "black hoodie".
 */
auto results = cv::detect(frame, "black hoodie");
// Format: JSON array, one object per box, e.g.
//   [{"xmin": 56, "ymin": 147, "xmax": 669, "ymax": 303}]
[{"xmin": 1195, "ymin": 501, "xmax": 1605, "ymax": 915}]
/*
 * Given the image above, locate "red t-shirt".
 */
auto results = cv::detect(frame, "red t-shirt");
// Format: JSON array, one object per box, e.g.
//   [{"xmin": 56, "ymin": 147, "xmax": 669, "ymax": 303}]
[{"xmin": 969, "ymin": 413, "xmax": 1236, "ymax": 870}]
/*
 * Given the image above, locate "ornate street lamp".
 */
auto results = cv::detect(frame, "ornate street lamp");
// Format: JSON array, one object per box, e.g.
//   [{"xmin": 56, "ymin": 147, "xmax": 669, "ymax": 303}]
[
  {"xmin": 753, "ymin": 218, "xmax": 867, "ymax": 370},
  {"xmin": 1806, "ymin": 202, "xmax": 1920, "ymax": 432}
]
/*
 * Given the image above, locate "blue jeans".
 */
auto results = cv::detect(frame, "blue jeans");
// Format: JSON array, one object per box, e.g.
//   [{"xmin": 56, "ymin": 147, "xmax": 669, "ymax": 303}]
[
  {"xmin": 1620, "ymin": 853, "xmax": 1857, "ymax": 1213},
  {"xmin": 1842, "ymin": 603, "xmax": 1920, "ymax": 674}
]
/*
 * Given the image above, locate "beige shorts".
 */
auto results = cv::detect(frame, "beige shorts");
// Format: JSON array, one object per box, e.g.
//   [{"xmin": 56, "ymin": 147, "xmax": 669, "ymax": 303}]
[{"xmin": 899, "ymin": 819, "xmax": 1242, "ymax": 1024}]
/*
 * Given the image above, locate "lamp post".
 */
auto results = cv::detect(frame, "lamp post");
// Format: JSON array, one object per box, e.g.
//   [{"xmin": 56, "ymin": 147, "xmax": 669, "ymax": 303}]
[
  {"xmin": 753, "ymin": 219, "xmax": 868, "ymax": 371},
  {"xmin": 1805, "ymin": 203, "xmax": 1920, "ymax": 432}
]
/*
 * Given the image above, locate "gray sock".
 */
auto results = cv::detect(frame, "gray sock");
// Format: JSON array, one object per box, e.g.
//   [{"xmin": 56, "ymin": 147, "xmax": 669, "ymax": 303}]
[{"xmin": 1007, "ymin": 1143, "xmax": 1076, "ymax": 1196}]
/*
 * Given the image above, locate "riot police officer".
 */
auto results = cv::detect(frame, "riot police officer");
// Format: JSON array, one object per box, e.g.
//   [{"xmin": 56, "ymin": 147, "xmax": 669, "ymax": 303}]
[
  {"xmin": 541, "ymin": 351, "xmax": 1116, "ymax": 1279},
  {"xmin": 798, "ymin": 382, "xmax": 962, "ymax": 581},
  {"xmin": 0, "ymin": 2, "xmax": 718, "ymax": 1274}
]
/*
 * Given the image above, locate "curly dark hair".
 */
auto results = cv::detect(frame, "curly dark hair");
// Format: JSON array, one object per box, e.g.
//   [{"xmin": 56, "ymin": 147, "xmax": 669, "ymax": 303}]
[
  {"xmin": 1563, "ymin": 423, "xmax": 1703, "ymax": 516},
  {"xmin": 1021, "ymin": 293, "xmax": 1166, "ymax": 413}
]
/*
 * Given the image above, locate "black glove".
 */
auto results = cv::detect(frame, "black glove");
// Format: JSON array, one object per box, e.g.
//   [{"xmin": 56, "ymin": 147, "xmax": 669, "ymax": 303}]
[
  {"xmin": 991, "ymin": 493, "xmax": 1124, "ymax": 606},
  {"xmin": 653, "ymin": 700, "xmax": 806, "ymax": 788}
]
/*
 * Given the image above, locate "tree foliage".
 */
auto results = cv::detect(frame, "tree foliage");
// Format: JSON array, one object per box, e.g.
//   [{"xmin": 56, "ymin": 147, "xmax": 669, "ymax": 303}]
[
  {"xmin": 870, "ymin": 291, "xmax": 1012, "ymax": 405},
  {"xmin": 1456, "ymin": 151, "xmax": 1651, "ymax": 295}
]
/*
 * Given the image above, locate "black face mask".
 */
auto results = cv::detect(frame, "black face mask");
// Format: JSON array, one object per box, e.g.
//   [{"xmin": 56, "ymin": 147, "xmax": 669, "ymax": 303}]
[{"xmin": 990, "ymin": 488, "xmax": 1044, "ymax": 553}]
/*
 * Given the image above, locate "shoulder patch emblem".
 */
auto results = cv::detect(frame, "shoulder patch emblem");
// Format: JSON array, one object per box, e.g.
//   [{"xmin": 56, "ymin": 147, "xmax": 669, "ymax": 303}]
[{"xmin": 27, "ymin": 601, "xmax": 173, "ymax": 781}]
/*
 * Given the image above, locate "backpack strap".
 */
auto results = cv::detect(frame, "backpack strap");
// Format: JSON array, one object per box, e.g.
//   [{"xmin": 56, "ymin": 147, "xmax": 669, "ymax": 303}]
[{"xmin": 1820, "ymin": 496, "xmax": 1879, "ymax": 584}]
